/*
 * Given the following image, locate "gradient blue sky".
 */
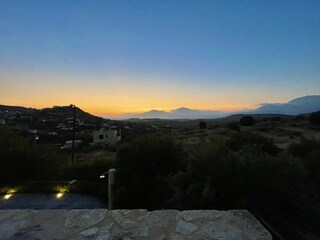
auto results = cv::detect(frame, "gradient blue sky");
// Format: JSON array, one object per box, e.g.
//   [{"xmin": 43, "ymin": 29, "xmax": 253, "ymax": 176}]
[{"xmin": 1, "ymin": 0, "xmax": 320, "ymax": 115}]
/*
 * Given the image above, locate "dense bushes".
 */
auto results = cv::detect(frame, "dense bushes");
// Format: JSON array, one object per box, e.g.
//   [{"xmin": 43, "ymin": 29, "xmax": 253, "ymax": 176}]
[
  {"xmin": 113, "ymin": 132, "xmax": 311, "ymax": 208},
  {"xmin": 226, "ymin": 132, "xmax": 281, "ymax": 156},
  {"xmin": 0, "ymin": 126, "xmax": 67, "ymax": 182},
  {"xmin": 63, "ymin": 158, "xmax": 115, "ymax": 181},
  {"xmin": 114, "ymin": 134, "xmax": 184, "ymax": 209},
  {"xmin": 288, "ymin": 138, "xmax": 320, "ymax": 158},
  {"xmin": 113, "ymin": 132, "xmax": 320, "ymax": 238},
  {"xmin": 171, "ymin": 136, "xmax": 303, "ymax": 210},
  {"xmin": 113, "ymin": 132, "xmax": 310, "ymax": 211},
  {"xmin": 288, "ymin": 138, "xmax": 320, "ymax": 184},
  {"xmin": 0, "ymin": 125, "xmax": 114, "ymax": 184}
]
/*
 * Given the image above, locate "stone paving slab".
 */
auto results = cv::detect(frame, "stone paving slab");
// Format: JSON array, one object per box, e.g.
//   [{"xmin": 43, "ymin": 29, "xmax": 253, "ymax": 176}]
[{"xmin": 0, "ymin": 209, "xmax": 272, "ymax": 240}]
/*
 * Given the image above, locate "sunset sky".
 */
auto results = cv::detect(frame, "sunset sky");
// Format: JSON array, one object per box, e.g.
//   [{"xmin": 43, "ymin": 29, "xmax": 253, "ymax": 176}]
[{"xmin": 1, "ymin": 0, "xmax": 320, "ymax": 116}]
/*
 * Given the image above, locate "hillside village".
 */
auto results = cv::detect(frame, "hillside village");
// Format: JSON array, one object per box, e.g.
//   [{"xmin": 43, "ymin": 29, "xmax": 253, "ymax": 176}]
[
  {"xmin": 1, "ymin": 104, "xmax": 320, "ymax": 148},
  {"xmin": 0, "ymin": 105, "xmax": 123, "ymax": 147},
  {"xmin": 1, "ymin": 103, "xmax": 319, "ymax": 164}
]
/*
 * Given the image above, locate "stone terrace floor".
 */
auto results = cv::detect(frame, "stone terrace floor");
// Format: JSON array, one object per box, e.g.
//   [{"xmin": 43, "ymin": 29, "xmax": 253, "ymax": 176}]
[{"xmin": 0, "ymin": 209, "xmax": 272, "ymax": 240}]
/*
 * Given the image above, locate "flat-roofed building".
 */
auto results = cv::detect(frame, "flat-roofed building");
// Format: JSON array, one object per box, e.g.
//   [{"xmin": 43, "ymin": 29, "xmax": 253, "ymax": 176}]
[{"xmin": 93, "ymin": 129, "xmax": 121, "ymax": 146}]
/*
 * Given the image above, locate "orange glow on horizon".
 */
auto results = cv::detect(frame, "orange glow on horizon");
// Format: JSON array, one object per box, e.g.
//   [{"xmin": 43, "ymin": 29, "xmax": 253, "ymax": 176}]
[
  {"xmin": 84, "ymin": 104, "xmax": 252, "ymax": 116},
  {"xmin": 0, "ymin": 100, "xmax": 252, "ymax": 117},
  {"xmin": 1, "ymin": 70, "xmax": 306, "ymax": 117}
]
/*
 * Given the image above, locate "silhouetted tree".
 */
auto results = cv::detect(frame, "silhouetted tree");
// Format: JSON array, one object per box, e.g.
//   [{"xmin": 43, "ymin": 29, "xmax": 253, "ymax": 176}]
[{"xmin": 199, "ymin": 121, "xmax": 207, "ymax": 129}]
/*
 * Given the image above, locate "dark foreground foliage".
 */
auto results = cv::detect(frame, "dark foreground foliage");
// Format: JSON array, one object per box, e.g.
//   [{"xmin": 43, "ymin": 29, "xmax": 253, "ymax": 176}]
[
  {"xmin": 0, "ymin": 125, "xmax": 67, "ymax": 182},
  {"xmin": 114, "ymin": 132, "xmax": 320, "ymax": 239},
  {"xmin": 115, "ymin": 134, "xmax": 184, "ymax": 209},
  {"xmin": 1, "ymin": 124, "xmax": 320, "ymax": 239}
]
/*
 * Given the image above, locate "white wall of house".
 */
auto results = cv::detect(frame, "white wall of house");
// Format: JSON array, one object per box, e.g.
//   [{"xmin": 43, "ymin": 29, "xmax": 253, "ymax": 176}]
[{"xmin": 93, "ymin": 129, "xmax": 121, "ymax": 145}]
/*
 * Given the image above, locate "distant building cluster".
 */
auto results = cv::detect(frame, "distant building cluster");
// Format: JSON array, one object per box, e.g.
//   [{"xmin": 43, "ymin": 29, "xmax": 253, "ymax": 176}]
[{"xmin": 0, "ymin": 105, "xmax": 126, "ymax": 150}]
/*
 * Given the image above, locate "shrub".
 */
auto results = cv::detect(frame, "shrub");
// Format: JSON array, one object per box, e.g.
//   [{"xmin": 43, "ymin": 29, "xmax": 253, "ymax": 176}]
[
  {"xmin": 271, "ymin": 117, "xmax": 281, "ymax": 121},
  {"xmin": 309, "ymin": 112, "xmax": 320, "ymax": 125},
  {"xmin": 288, "ymin": 138, "xmax": 320, "ymax": 159},
  {"xmin": 226, "ymin": 132, "xmax": 281, "ymax": 156},
  {"xmin": 0, "ymin": 125, "xmax": 67, "ymax": 182},
  {"xmin": 199, "ymin": 121, "xmax": 207, "ymax": 129},
  {"xmin": 288, "ymin": 138, "xmax": 320, "ymax": 184},
  {"xmin": 240, "ymin": 115, "xmax": 255, "ymax": 126},
  {"xmin": 105, "ymin": 144, "xmax": 117, "ymax": 152},
  {"xmin": 172, "ymin": 137, "xmax": 304, "ymax": 210},
  {"xmin": 114, "ymin": 134, "xmax": 184, "ymax": 209},
  {"xmin": 304, "ymin": 149, "xmax": 320, "ymax": 184},
  {"xmin": 63, "ymin": 158, "xmax": 115, "ymax": 181},
  {"xmin": 227, "ymin": 122, "xmax": 241, "ymax": 131}
]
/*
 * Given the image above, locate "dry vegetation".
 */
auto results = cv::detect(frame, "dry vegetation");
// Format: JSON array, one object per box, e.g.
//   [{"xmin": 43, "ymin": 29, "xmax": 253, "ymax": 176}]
[{"xmin": 166, "ymin": 116, "xmax": 320, "ymax": 150}]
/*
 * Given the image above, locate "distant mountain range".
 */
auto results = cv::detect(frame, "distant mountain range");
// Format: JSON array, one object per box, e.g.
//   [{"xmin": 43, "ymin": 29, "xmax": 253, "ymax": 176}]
[
  {"xmin": 127, "ymin": 107, "xmax": 222, "ymax": 119},
  {"xmin": 250, "ymin": 95, "xmax": 320, "ymax": 115},
  {"xmin": 112, "ymin": 107, "xmax": 223, "ymax": 120},
  {"xmin": 2, "ymin": 95, "xmax": 320, "ymax": 121},
  {"xmin": 111, "ymin": 95, "xmax": 320, "ymax": 120}
]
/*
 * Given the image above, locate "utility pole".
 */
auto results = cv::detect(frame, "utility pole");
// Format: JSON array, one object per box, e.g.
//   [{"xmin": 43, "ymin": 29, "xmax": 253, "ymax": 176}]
[{"xmin": 71, "ymin": 104, "xmax": 76, "ymax": 164}]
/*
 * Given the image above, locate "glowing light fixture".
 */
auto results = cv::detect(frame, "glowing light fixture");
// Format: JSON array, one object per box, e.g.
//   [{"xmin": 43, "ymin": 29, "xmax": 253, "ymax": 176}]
[
  {"xmin": 3, "ymin": 194, "xmax": 12, "ymax": 200},
  {"xmin": 3, "ymin": 189, "xmax": 16, "ymax": 200},
  {"xmin": 99, "ymin": 171, "xmax": 108, "ymax": 179},
  {"xmin": 56, "ymin": 192, "xmax": 63, "ymax": 199}
]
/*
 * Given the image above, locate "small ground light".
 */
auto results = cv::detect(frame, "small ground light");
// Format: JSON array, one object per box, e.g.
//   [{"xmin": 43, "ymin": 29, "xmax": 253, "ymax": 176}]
[
  {"xmin": 55, "ymin": 186, "xmax": 68, "ymax": 199},
  {"xmin": 56, "ymin": 192, "xmax": 63, "ymax": 199},
  {"xmin": 3, "ymin": 194, "xmax": 12, "ymax": 200},
  {"xmin": 3, "ymin": 189, "xmax": 16, "ymax": 200}
]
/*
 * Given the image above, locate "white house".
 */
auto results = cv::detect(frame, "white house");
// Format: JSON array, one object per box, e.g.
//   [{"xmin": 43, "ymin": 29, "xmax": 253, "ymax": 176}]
[{"xmin": 93, "ymin": 129, "xmax": 121, "ymax": 145}]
